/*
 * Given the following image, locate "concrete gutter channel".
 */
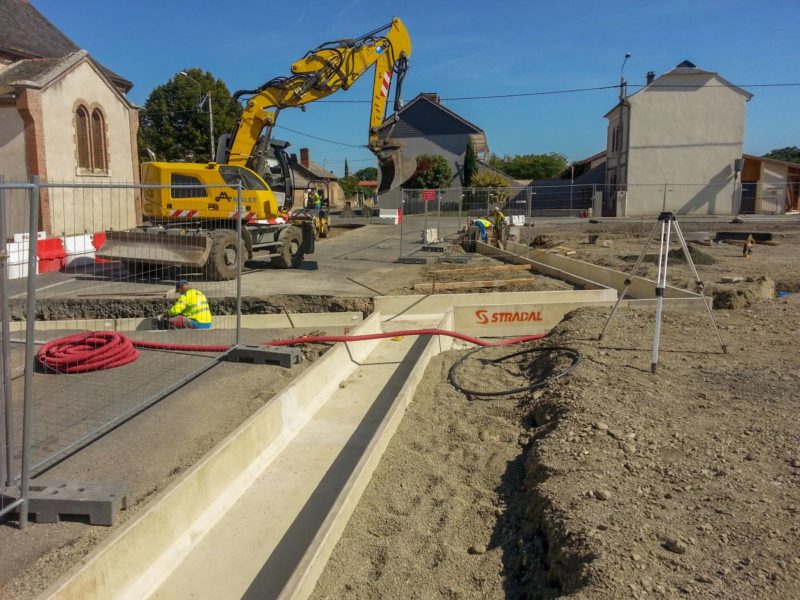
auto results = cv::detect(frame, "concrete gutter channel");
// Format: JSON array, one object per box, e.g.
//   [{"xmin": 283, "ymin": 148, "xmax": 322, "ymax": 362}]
[{"xmin": 37, "ymin": 245, "xmax": 706, "ymax": 599}]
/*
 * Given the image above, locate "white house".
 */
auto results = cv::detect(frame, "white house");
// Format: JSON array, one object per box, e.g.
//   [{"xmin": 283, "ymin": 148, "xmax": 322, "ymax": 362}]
[
  {"xmin": 0, "ymin": 0, "xmax": 140, "ymax": 236},
  {"xmin": 604, "ymin": 60, "xmax": 753, "ymax": 216}
]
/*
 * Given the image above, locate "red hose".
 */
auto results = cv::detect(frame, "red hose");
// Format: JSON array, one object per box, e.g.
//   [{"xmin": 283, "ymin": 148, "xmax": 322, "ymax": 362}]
[
  {"xmin": 38, "ymin": 329, "xmax": 546, "ymax": 373},
  {"xmin": 37, "ymin": 331, "xmax": 140, "ymax": 374}
]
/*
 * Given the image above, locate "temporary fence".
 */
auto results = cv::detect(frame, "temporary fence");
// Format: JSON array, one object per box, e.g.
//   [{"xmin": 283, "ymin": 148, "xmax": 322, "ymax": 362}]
[
  {"xmin": 1, "ymin": 176, "xmax": 246, "ymax": 527},
  {"xmin": 393, "ymin": 180, "xmax": 799, "ymax": 258}
]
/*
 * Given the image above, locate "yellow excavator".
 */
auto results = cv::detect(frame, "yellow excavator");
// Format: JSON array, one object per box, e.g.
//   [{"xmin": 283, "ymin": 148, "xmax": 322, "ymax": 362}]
[{"xmin": 100, "ymin": 18, "xmax": 413, "ymax": 280}]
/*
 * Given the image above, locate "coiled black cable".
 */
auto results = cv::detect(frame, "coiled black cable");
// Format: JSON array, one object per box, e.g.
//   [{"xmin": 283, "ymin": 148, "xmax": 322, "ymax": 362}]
[{"xmin": 448, "ymin": 345, "xmax": 582, "ymax": 398}]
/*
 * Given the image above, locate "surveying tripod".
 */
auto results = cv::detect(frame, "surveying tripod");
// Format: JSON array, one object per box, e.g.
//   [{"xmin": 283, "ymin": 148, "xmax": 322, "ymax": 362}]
[{"xmin": 598, "ymin": 212, "xmax": 727, "ymax": 373}]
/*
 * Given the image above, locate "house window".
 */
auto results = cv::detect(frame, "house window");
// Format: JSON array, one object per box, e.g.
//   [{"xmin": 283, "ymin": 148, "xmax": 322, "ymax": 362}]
[
  {"xmin": 91, "ymin": 109, "xmax": 108, "ymax": 172},
  {"xmin": 76, "ymin": 106, "xmax": 91, "ymax": 169},
  {"xmin": 75, "ymin": 104, "xmax": 109, "ymax": 173}
]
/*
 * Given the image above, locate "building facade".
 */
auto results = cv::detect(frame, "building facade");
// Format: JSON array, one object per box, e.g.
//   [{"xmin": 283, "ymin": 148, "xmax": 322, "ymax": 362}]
[
  {"xmin": 605, "ymin": 61, "xmax": 752, "ymax": 216},
  {"xmin": 0, "ymin": 0, "xmax": 139, "ymax": 236},
  {"xmin": 375, "ymin": 93, "xmax": 488, "ymax": 209}
]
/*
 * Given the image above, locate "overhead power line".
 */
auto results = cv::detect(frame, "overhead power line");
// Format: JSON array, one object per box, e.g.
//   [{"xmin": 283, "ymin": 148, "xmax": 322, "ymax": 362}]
[{"xmin": 273, "ymin": 124, "xmax": 365, "ymax": 148}]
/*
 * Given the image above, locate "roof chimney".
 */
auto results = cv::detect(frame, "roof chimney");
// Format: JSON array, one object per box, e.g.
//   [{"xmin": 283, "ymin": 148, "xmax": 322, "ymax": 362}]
[
  {"xmin": 421, "ymin": 92, "xmax": 440, "ymax": 104},
  {"xmin": 300, "ymin": 148, "xmax": 310, "ymax": 168},
  {"xmin": 646, "ymin": 71, "xmax": 656, "ymax": 85}
]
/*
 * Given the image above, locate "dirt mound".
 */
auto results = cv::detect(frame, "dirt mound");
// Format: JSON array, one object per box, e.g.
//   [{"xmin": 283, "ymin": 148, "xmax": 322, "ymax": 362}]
[{"xmin": 712, "ymin": 276, "xmax": 775, "ymax": 309}]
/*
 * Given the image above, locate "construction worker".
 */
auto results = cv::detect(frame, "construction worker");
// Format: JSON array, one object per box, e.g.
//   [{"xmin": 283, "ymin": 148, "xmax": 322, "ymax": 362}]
[
  {"xmin": 743, "ymin": 234, "xmax": 755, "ymax": 258},
  {"xmin": 471, "ymin": 217, "xmax": 493, "ymax": 242},
  {"xmin": 308, "ymin": 188, "xmax": 321, "ymax": 211},
  {"xmin": 491, "ymin": 205, "xmax": 506, "ymax": 249},
  {"xmin": 162, "ymin": 280, "xmax": 212, "ymax": 329}
]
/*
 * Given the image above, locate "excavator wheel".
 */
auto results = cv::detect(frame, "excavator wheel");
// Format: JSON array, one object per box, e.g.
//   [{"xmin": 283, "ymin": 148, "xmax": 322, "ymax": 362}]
[
  {"xmin": 204, "ymin": 229, "xmax": 240, "ymax": 281},
  {"xmin": 272, "ymin": 227, "xmax": 305, "ymax": 269}
]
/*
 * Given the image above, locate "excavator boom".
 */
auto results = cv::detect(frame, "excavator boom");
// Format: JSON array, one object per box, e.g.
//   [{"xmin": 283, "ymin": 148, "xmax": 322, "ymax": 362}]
[{"xmin": 226, "ymin": 17, "xmax": 414, "ymax": 191}]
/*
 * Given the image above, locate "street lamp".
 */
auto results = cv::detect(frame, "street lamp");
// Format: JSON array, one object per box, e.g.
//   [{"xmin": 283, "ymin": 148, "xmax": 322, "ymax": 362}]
[
  {"xmin": 180, "ymin": 71, "xmax": 215, "ymax": 162},
  {"xmin": 619, "ymin": 52, "xmax": 631, "ymax": 100},
  {"xmin": 615, "ymin": 53, "xmax": 631, "ymax": 216}
]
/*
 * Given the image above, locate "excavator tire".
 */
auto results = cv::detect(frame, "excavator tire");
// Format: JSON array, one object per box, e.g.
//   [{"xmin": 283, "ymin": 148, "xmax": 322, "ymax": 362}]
[
  {"xmin": 204, "ymin": 229, "xmax": 240, "ymax": 281},
  {"xmin": 272, "ymin": 227, "xmax": 304, "ymax": 269}
]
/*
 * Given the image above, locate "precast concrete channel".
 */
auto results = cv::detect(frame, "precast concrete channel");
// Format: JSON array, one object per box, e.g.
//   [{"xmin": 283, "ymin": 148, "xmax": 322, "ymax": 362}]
[{"xmin": 36, "ymin": 246, "xmax": 709, "ymax": 599}]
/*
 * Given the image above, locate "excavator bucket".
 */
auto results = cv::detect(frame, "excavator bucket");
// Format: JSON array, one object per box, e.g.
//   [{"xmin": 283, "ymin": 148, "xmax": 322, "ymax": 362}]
[
  {"xmin": 376, "ymin": 141, "xmax": 417, "ymax": 194},
  {"xmin": 97, "ymin": 231, "xmax": 213, "ymax": 268}
]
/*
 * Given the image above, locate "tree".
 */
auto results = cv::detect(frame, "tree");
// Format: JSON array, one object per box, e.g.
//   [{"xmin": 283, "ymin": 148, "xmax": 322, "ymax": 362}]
[
  {"xmin": 344, "ymin": 158, "xmax": 350, "ymax": 178},
  {"xmin": 404, "ymin": 154, "xmax": 453, "ymax": 189},
  {"xmin": 354, "ymin": 166, "xmax": 378, "ymax": 181},
  {"xmin": 487, "ymin": 152, "xmax": 569, "ymax": 180},
  {"xmin": 138, "ymin": 68, "xmax": 238, "ymax": 163},
  {"xmin": 463, "ymin": 140, "xmax": 478, "ymax": 187},
  {"xmin": 763, "ymin": 146, "xmax": 800, "ymax": 164},
  {"xmin": 467, "ymin": 171, "xmax": 512, "ymax": 204}
]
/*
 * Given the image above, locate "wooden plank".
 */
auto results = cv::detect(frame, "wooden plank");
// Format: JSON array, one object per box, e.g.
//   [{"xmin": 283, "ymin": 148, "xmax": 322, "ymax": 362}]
[
  {"xmin": 414, "ymin": 277, "xmax": 536, "ymax": 293},
  {"xmin": 428, "ymin": 264, "xmax": 531, "ymax": 276}
]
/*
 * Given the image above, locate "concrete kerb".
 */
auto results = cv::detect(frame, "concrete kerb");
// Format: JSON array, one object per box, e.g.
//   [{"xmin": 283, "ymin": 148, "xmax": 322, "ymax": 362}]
[
  {"xmin": 375, "ymin": 289, "xmax": 618, "ymax": 326},
  {"xmin": 476, "ymin": 241, "xmax": 705, "ymax": 306},
  {"xmin": 42, "ymin": 312, "xmax": 384, "ymax": 600},
  {"xmin": 8, "ymin": 312, "xmax": 364, "ymax": 333},
  {"xmin": 277, "ymin": 310, "xmax": 456, "ymax": 599}
]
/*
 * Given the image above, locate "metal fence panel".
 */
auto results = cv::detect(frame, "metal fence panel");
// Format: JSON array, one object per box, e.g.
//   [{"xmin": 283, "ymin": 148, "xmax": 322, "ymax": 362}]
[{"xmin": 2, "ymin": 179, "xmax": 244, "ymax": 498}]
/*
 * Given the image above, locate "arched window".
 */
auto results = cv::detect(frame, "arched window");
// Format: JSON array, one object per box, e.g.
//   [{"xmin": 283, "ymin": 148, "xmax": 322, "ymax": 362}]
[
  {"xmin": 90, "ymin": 109, "xmax": 108, "ymax": 172},
  {"xmin": 75, "ymin": 104, "xmax": 109, "ymax": 173},
  {"xmin": 76, "ymin": 106, "xmax": 91, "ymax": 169}
]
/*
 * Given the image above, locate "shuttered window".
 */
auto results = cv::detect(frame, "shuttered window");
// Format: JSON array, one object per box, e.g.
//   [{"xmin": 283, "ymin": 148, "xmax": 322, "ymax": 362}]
[
  {"xmin": 91, "ymin": 109, "xmax": 108, "ymax": 172},
  {"xmin": 76, "ymin": 106, "xmax": 91, "ymax": 169},
  {"xmin": 75, "ymin": 104, "xmax": 109, "ymax": 173}
]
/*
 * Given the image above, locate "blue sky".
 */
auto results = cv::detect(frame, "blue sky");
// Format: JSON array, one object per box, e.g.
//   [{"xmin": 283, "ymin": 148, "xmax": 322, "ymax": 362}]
[{"xmin": 36, "ymin": 0, "xmax": 800, "ymax": 176}]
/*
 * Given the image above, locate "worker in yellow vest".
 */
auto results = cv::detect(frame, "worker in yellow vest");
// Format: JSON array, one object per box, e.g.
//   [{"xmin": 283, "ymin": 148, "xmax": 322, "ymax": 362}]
[
  {"xmin": 163, "ymin": 280, "xmax": 212, "ymax": 329},
  {"xmin": 471, "ymin": 217, "xmax": 493, "ymax": 241},
  {"xmin": 491, "ymin": 206, "xmax": 506, "ymax": 249}
]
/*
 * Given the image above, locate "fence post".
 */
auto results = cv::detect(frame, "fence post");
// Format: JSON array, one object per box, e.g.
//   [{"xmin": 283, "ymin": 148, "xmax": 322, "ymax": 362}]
[
  {"xmin": 19, "ymin": 175, "xmax": 40, "ymax": 529},
  {"xmin": 423, "ymin": 190, "xmax": 428, "ymax": 242},
  {"xmin": 457, "ymin": 190, "xmax": 463, "ymax": 233},
  {"xmin": 399, "ymin": 189, "xmax": 404, "ymax": 259},
  {"xmin": 0, "ymin": 176, "xmax": 11, "ymax": 487},
  {"xmin": 436, "ymin": 189, "xmax": 441, "ymax": 240},
  {"xmin": 235, "ymin": 182, "xmax": 242, "ymax": 346}
]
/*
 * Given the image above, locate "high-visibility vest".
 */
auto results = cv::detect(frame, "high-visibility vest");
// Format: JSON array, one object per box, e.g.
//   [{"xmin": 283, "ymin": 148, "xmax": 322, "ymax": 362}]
[
  {"xmin": 169, "ymin": 289, "xmax": 212, "ymax": 325},
  {"xmin": 492, "ymin": 211, "xmax": 505, "ymax": 228},
  {"xmin": 475, "ymin": 218, "xmax": 492, "ymax": 228}
]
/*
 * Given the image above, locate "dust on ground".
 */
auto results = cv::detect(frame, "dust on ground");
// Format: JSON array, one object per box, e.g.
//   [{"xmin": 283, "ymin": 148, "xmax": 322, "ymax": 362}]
[{"xmin": 315, "ymin": 221, "xmax": 800, "ymax": 599}]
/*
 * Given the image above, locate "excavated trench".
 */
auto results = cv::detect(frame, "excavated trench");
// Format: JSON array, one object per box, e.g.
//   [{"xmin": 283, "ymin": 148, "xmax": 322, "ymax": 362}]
[{"xmin": 8, "ymin": 295, "xmax": 374, "ymax": 322}]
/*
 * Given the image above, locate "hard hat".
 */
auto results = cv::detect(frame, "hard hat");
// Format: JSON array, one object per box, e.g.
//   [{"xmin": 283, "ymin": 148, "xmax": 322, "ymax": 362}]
[{"xmin": 493, "ymin": 206, "xmax": 500, "ymax": 211}]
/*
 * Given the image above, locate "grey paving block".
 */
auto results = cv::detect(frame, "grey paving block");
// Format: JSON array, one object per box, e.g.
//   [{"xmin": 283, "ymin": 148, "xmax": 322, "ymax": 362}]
[
  {"xmin": 24, "ymin": 480, "xmax": 128, "ymax": 526},
  {"xmin": 225, "ymin": 344, "xmax": 301, "ymax": 368}
]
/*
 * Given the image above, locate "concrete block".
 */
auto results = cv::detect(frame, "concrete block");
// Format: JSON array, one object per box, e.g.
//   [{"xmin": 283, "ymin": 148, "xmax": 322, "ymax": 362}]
[
  {"xmin": 23, "ymin": 481, "xmax": 128, "ymax": 526},
  {"xmin": 225, "ymin": 345, "xmax": 301, "ymax": 368}
]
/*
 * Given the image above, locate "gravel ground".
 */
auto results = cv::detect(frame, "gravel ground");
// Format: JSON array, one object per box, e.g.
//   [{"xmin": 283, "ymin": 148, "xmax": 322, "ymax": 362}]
[{"xmin": 314, "ymin": 222, "xmax": 800, "ymax": 599}]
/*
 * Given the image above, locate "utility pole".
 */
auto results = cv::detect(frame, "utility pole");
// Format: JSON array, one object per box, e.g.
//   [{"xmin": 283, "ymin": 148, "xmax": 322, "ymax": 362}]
[{"xmin": 616, "ymin": 53, "xmax": 631, "ymax": 216}]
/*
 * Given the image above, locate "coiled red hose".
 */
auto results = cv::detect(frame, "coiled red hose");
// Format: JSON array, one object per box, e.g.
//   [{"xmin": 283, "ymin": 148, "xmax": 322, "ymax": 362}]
[
  {"xmin": 38, "ymin": 329, "xmax": 547, "ymax": 373},
  {"xmin": 37, "ymin": 331, "xmax": 140, "ymax": 374}
]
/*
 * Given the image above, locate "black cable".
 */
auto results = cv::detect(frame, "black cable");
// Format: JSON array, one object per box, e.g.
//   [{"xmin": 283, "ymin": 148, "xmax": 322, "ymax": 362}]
[{"xmin": 448, "ymin": 345, "xmax": 581, "ymax": 398}]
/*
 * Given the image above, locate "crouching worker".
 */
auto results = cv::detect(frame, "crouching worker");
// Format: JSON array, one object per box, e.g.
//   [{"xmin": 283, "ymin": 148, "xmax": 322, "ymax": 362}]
[
  {"xmin": 161, "ymin": 280, "xmax": 212, "ymax": 329},
  {"xmin": 471, "ymin": 217, "xmax": 493, "ymax": 242}
]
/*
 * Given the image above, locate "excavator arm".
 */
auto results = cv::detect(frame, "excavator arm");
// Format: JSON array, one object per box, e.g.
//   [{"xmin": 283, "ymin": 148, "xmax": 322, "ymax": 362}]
[{"xmin": 225, "ymin": 17, "xmax": 414, "ymax": 191}]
